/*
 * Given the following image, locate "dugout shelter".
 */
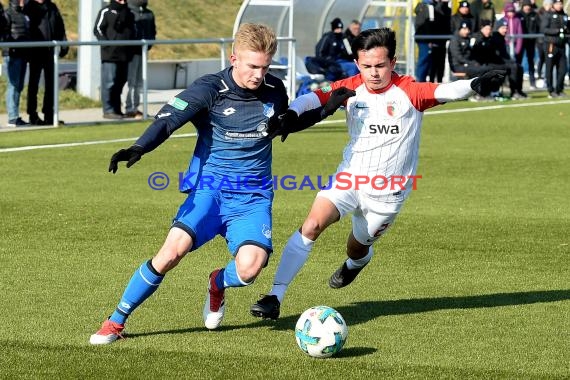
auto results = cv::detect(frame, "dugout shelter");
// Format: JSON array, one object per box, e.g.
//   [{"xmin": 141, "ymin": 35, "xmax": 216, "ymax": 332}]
[{"xmin": 233, "ymin": 0, "xmax": 416, "ymax": 87}]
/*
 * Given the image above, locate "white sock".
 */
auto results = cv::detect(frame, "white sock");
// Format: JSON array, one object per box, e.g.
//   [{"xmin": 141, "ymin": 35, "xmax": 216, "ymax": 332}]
[
  {"xmin": 270, "ymin": 230, "xmax": 315, "ymax": 303},
  {"xmin": 346, "ymin": 246, "xmax": 373, "ymax": 270}
]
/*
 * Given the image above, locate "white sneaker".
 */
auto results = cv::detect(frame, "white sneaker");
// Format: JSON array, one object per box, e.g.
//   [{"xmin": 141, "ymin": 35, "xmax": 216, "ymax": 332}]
[{"xmin": 203, "ymin": 269, "xmax": 225, "ymax": 330}]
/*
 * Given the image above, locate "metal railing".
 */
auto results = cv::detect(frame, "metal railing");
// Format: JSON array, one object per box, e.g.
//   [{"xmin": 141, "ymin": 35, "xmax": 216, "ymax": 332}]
[
  {"xmin": 0, "ymin": 36, "xmax": 297, "ymax": 127},
  {"xmin": 414, "ymin": 33, "xmax": 550, "ymax": 77},
  {"xmin": 1, "ymin": 33, "xmax": 549, "ymax": 126}
]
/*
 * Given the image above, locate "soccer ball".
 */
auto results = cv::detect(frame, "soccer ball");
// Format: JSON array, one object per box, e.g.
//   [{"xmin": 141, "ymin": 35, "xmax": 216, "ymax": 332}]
[{"xmin": 294, "ymin": 305, "xmax": 348, "ymax": 358}]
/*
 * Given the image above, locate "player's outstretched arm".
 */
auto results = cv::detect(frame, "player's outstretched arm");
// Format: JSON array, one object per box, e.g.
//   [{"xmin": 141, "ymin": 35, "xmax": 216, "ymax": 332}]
[
  {"xmin": 108, "ymin": 110, "xmax": 189, "ymax": 173},
  {"xmin": 434, "ymin": 70, "xmax": 506, "ymax": 102}
]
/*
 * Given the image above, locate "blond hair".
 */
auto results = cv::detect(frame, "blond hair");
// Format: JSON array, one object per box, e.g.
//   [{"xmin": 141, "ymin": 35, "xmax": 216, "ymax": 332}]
[{"xmin": 233, "ymin": 23, "xmax": 277, "ymax": 56}]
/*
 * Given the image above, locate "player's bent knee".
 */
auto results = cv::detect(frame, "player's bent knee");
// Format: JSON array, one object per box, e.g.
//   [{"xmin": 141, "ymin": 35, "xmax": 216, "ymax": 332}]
[
  {"xmin": 301, "ymin": 218, "xmax": 325, "ymax": 240},
  {"xmin": 235, "ymin": 246, "xmax": 268, "ymax": 283},
  {"xmin": 236, "ymin": 264, "xmax": 263, "ymax": 284}
]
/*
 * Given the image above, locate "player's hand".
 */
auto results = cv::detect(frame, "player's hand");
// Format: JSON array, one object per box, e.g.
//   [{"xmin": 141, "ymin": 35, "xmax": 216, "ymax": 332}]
[
  {"xmin": 470, "ymin": 70, "xmax": 506, "ymax": 96},
  {"xmin": 321, "ymin": 87, "xmax": 356, "ymax": 118},
  {"xmin": 266, "ymin": 110, "xmax": 299, "ymax": 142},
  {"xmin": 109, "ymin": 145, "xmax": 144, "ymax": 174}
]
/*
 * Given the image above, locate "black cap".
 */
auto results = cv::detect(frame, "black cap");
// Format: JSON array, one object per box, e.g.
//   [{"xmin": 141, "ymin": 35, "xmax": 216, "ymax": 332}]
[
  {"xmin": 459, "ymin": 20, "xmax": 472, "ymax": 30},
  {"xmin": 480, "ymin": 19, "xmax": 492, "ymax": 27},
  {"xmin": 459, "ymin": 1, "xmax": 470, "ymax": 7},
  {"xmin": 331, "ymin": 18, "xmax": 343, "ymax": 30},
  {"xmin": 494, "ymin": 18, "xmax": 508, "ymax": 31}
]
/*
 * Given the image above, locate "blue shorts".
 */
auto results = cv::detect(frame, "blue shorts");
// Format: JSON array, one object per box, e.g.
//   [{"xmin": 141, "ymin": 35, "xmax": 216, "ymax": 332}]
[{"xmin": 172, "ymin": 189, "xmax": 273, "ymax": 255}]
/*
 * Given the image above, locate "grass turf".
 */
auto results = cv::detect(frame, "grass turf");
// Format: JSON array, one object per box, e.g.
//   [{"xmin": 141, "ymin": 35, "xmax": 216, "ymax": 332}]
[{"xmin": 0, "ymin": 97, "xmax": 568, "ymax": 379}]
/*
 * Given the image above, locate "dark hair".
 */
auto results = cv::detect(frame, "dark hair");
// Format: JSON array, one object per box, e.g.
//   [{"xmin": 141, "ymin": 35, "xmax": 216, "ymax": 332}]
[{"xmin": 351, "ymin": 28, "xmax": 397, "ymax": 60}]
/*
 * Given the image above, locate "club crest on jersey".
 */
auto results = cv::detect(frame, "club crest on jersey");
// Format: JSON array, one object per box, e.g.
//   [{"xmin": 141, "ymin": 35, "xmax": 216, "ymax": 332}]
[
  {"xmin": 387, "ymin": 102, "xmax": 396, "ymax": 117},
  {"xmin": 262, "ymin": 103, "xmax": 275, "ymax": 118},
  {"xmin": 262, "ymin": 224, "xmax": 272, "ymax": 239}
]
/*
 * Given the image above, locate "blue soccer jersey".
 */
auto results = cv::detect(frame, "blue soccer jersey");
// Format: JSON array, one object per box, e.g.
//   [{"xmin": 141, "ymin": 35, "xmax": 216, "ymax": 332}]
[{"xmin": 134, "ymin": 67, "xmax": 289, "ymax": 194}]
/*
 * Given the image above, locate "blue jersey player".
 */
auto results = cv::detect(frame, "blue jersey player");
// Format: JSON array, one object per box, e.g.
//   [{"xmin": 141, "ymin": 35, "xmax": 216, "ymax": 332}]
[{"xmin": 90, "ymin": 23, "xmax": 322, "ymax": 344}]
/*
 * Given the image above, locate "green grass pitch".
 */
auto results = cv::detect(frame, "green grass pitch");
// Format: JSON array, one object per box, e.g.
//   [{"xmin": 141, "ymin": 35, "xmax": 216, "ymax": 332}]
[{"xmin": 0, "ymin": 96, "xmax": 568, "ymax": 379}]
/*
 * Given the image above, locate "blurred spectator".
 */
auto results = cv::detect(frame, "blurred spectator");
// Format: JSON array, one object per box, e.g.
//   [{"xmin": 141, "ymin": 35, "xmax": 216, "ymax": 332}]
[
  {"xmin": 315, "ymin": 18, "xmax": 358, "ymax": 78},
  {"xmin": 344, "ymin": 19, "xmax": 361, "ymax": 47},
  {"xmin": 517, "ymin": 0, "xmax": 540, "ymax": 88},
  {"xmin": 491, "ymin": 18, "xmax": 527, "ymax": 98},
  {"xmin": 430, "ymin": 0, "xmax": 451, "ymax": 82},
  {"xmin": 471, "ymin": 19, "xmax": 498, "ymax": 63},
  {"xmin": 540, "ymin": 0, "xmax": 568, "ymax": 97},
  {"xmin": 0, "ymin": 3, "xmax": 6, "ymax": 49},
  {"xmin": 93, "ymin": 0, "xmax": 136, "ymax": 119},
  {"xmin": 3, "ymin": 0, "xmax": 30, "ymax": 127},
  {"xmin": 0, "ymin": 2, "xmax": 5, "ymax": 30},
  {"xmin": 536, "ymin": 0, "xmax": 554, "ymax": 81},
  {"xmin": 448, "ymin": 21, "xmax": 482, "ymax": 78},
  {"xmin": 313, "ymin": 18, "xmax": 358, "ymax": 80},
  {"xmin": 513, "ymin": 0, "xmax": 523, "ymax": 11},
  {"xmin": 502, "ymin": 3, "xmax": 524, "ymax": 59},
  {"xmin": 451, "ymin": 1, "xmax": 475, "ymax": 33},
  {"xmin": 24, "ymin": 0, "xmax": 68, "ymax": 126},
  {"xmin": 414, "ymin": 0, "xmax": 451, "ymax": 82},
  {"xmin": 125, "ymin": 0, "xmax": 156, "ymax": 119},
  {"xmin": 471, "ymin": 0, "xmax": 496, "ymax": 31},
  {"xmin": 563, "ymin": 0, "xmax": 570, "ymax": 86}
]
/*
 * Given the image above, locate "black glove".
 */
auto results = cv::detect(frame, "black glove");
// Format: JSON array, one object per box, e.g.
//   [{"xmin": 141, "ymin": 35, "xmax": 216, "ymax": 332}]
[
  {"xmin": 321, "ymin": 87, "xmax": 356, "ymax": 118},
  {"xmin": 470, "ymin": 70, "xmax": 506, "ymax": 96},
  {"xmin": 109, "ymin": 145, "xmax": 145, "ymax": 173},
  {"xmin": 266, "ymin": 110, "xmax": 299, "ymax": 142}
]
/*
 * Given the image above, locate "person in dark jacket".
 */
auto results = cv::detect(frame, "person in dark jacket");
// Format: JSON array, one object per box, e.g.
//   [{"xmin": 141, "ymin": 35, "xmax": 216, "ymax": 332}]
[
  {"xmin": 0, "ymin": 1, "xmax": 6, "ymax": 31},
  {"xmin": 448, "ymin": 21, "xmax": 483, "ymax": 78},
  {"xmin": 93, "ymin": 0, "xmax": 136, "ymax": 119},
  {"xmin": 517, "ymin": 0, "xmax": 540, "ymax": 88},
  {"xmin": 125, "ymin": 0, "xmax": 156, "ymax": 119},
  {"xmin": 451, "ymin": 1, "xmax": 475, "ymax": 34},
  {"xmin": 536, "ymin": 0, "xmax": 553, "ymax": 81},
  {"xmin": 24, "ymin": 0, "xmax": 68, "ymax": 126},
  {"xmin": 471, "ymin": 0, "xmax": 497, "ymax": 31},
  {"xmin": 490, "ymin": 18, "xmax": 527, "ymax": 98},
  {"xmin": 343, "ymin": 19, "xmax": 361, "ymax": 48},
  {"xmin": 314, "ymin": 18, "xmax": 358, "ymax": 80},
  {"xmin": 540, "ymin": 0, "xmax": 568, "ymax": 97},
  {"xmin": 3, "ymin": 0, "xmax": 30, "ymax": 127},
  {"xmin": 415, "ymin": 0, "xmax": 452, "ymax": 82}
]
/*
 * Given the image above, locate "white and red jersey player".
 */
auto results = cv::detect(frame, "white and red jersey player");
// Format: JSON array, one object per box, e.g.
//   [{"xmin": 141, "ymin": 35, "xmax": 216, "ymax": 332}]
[
  {"xmin": 250, "ymin": 29, "xmax": 482, "ymax": 316},
  {"xmin": 289, "ymin": 71, "xmax": 474, "ymax": 201}
]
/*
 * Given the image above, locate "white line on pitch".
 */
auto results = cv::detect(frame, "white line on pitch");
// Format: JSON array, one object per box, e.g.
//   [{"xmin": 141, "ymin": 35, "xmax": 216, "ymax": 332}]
[
  {"xmin": 0, "ymin": 133, "xmax": 197, "ymax": 153},
  {"xmin": 1, "ymin": 99, "xmax": 568, "ymax": 153}
]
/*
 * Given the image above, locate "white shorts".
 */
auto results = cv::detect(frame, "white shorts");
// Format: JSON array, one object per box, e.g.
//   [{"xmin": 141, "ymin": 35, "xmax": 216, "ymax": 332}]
[{"xmin": 316, "ymin": 186, "xmax": 404, "ymax": 245}]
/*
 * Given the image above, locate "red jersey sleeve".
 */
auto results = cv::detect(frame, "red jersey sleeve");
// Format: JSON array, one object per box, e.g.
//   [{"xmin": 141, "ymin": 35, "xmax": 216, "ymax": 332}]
[
  {"xmin": 313, "ymin": 76, "xmax": 363, "ymax": 106},
  {"xmin": 394, "ymin": 75, "xmax": 440, "ymax": 112}
]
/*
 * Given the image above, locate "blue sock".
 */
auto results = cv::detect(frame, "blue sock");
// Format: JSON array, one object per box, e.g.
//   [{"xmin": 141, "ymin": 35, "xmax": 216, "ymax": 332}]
[
  {"xmin": 219, "ymin": 259, "xmax": 251, "ymax": 288},
  {"xmin": 109, "ymin": 260, "xmax": 164, "ymax": 324}
]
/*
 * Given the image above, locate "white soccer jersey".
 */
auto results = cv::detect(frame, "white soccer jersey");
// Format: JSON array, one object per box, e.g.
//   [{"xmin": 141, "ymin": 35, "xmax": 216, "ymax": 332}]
[{"xmin": 292, "ymin": 72, "xmax": 441, "ymax": 201}]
